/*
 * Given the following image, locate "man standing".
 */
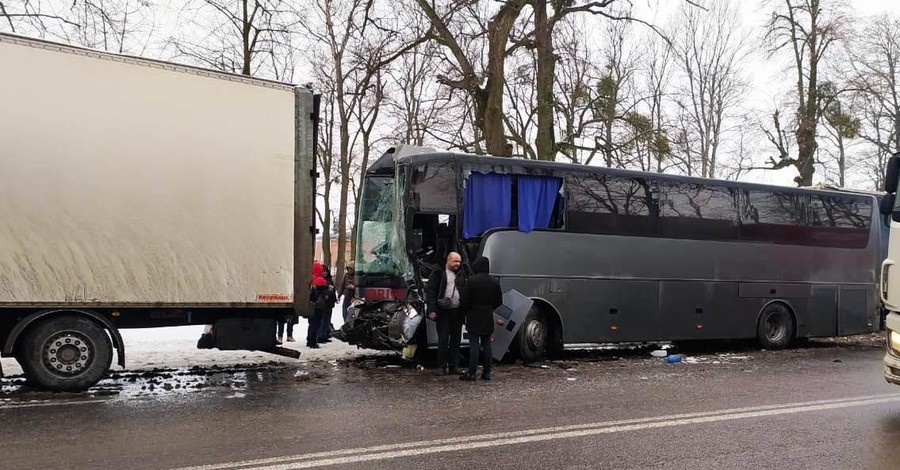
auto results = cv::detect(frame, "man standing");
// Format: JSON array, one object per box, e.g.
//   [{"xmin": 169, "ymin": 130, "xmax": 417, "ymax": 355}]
[
  {"xmin": 425, "ymin": 252, "xmax": 466, "ymax": 375},
  {"xmin": 458, "ymin": 257, "xmax": 503, "ymax": 381}
]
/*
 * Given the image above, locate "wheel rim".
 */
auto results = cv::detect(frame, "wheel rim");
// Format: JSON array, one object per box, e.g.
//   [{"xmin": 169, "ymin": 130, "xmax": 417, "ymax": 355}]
[
  {"xmin": 525, "ymin": 317, "xmax": 546, "ymax": 351},
  {"xmin": 42, "ymin": 331, "xmax": 95, "ymax": 377},
  {"xmin": 764, "ymin": 312, "xmax": 788, "ymax": 343}
]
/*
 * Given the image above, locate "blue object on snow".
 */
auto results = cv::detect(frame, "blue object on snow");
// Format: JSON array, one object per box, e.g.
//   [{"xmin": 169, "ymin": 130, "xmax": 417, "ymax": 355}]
[{"xmin": 664, "ymin": 355, "xmax": 682, "ymax": 364}]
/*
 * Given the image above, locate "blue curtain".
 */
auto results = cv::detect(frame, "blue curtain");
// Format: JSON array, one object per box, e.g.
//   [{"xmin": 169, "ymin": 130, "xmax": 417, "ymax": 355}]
[
  {"xmin": 518, "ymin": 175, "xmax": 561, "ymax": 232},
  {"xmin": 463, "ymin": 172, "xmax": 512, "ymax": 239}
]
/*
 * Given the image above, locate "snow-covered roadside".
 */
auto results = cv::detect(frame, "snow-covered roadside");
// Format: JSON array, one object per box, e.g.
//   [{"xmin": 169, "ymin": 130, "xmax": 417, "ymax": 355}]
[{"xmin": 0, "ymin": 303, "xmax": 381, "ymax": 376}]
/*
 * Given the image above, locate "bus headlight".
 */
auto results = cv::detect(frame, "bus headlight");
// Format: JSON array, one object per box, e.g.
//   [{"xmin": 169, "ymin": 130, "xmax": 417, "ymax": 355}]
[{"xmin": 890, "ymin": 330, "xmax": 900, "ymax": 356}]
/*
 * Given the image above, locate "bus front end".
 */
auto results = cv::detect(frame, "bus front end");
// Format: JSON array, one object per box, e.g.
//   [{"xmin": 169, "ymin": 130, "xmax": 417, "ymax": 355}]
[
  {"xmin": 883, "ymin": 153, "xmax": 900, "ymax": 385},
  {"xmin": 335, "ymin": 151, "xmax": 424, "ymax": 352}
]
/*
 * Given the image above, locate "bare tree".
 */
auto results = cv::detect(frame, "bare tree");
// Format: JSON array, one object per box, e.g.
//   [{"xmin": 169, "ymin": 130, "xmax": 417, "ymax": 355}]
[
  {"xmin": 383, "ymin": 40, "xmax": 453, "ymax": 147},
  {"xmin": 302, "ymin": 0, "xmax": 425, "ymax": 284},
  {"xmin": 817, "ymin": 82, "xmax": 860, "ymax": 187},
  {"xmin": 505, "ymin": 48, "xmax": 538, "ymax": 159},
  {"xmin": 552, "ymin": 18, "xmax": 596, "ymax": 164},
  {"xmin": 168, "ymin": 0, "xmax": 301, "ymax": 79},
  {"xmin": 315, "ymin": 79, "xmax": 339, "ymax": 268},
  {"xmin": 1, "ymin": 0, "xmax": 155, "ymax": 54},
  {"xmin": 641, "ymin": 30, "xmax": 674, "ymax": 173},
  {"xmin": 412, "ymin": 0, "xmax": 530, "ymax": 156},
  {"xmin": 764, "ymin": 0, "xmax": 847, "ymax": 186},
  {"xmin": 594, "ymin": 18, "xmax": 640, "ymax": 168},
  {"xmin": 671, "ymin": 0, "xmax": 749, "ymax": 179},
  {"xmin": 848, "ymin": 13, "xmax": 900, "ymax": 190}
]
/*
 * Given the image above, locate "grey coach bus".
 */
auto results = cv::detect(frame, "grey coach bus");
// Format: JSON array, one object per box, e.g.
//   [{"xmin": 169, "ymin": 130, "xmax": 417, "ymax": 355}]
[{"xmin": 340, "ymin": 146, "xmax": 881, "ymax": 361}]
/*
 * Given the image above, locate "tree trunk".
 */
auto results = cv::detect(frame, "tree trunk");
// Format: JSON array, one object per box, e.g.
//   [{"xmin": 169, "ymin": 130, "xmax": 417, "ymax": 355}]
[
  {"xmin": 837, "ymin": 136, "xmax": 846, "ymax": 187},
  {"xmin": 796, "ymin": 0, "xmax": 820, "ymax": 187},
  {"xmin": 321, "ymin": 207, "xmax": 332, "ymax": 267},
  {"xmin": 482, "ymin": 2, "xmax": 525, "ymax": 156},
  {"xmin": 533, "ymin": 0, "xmax": 555, "ymax": 161},
  {"xmin": 241, "ymin": 0, "xmax": 251, "ymax": 76},
  {"xmin": 335, "ymin": 103, "xmax": 350, "ymax": 284}
]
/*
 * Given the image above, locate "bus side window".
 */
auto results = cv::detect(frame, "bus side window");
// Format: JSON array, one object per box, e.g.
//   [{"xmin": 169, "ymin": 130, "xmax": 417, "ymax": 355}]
[
  {"xmin": 566, "ymin": 173, "xmax": 659, "ymax": 237},
  {"xmin": 660, "ymin": 182, "xmax": 739, "ymax": 241}
]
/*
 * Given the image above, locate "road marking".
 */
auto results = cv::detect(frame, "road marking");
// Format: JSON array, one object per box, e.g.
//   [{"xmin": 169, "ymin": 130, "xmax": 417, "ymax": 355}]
[
  {"xmin": 172, "ymin": 393, "xmax": 900, "ymax": 470},
  {"xmin": 0, "ymin": 399, "xmax": 107, "ymax": 410}
]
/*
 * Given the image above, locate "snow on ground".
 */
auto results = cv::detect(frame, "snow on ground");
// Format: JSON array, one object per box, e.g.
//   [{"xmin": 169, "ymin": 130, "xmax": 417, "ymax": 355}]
[{"xmin": 0, "ymin": 303, "xmax": 379, "ymax": 376}]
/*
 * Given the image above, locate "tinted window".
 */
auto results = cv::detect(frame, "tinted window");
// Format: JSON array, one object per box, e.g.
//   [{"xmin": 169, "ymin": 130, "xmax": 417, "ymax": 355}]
[
  {"xmin": 739, "ymin": 190, "xmax": 807, "ymax": 244},
  {"xmin": 810, "ymin": 196, "xmax": 869, "ymax": 228},
  {"xmin": 411, "ymin": 162, "xmax": 457, "ymax": 213},
  {"xmin": 807, "ymin": 195, "xmax": 871, "ymax": 248},
  {"xmin": 567, "ymin": 173, "xmax": 659, "ymax": 236},
  {"xmin": 661, "ymin": 182, "xmax": 739, "ymax": 240}
]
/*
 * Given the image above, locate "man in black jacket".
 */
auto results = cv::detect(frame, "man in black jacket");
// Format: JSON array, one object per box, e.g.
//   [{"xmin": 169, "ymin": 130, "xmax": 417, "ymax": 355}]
[
  {"xmin": 424, "ymin": 251, "xmax": 466, "ymax": 374},
  {"xmin": 458, "ymin": 256, "xmax": 503, "ymax": 381}
]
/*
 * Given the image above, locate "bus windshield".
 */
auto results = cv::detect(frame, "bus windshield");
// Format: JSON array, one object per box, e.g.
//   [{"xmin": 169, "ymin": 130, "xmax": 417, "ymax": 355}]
[{"xmin": 355, "ymin": 175, "xmax": 411, "ymax": 278}]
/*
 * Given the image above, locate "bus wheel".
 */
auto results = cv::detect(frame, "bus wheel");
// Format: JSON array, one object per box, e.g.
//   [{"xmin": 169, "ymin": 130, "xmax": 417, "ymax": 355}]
[
  {"xmin": 756, "ymin": 303, "xmax": 795, "ymax": 350},
  {"xmin": 19, "ymin": 315, "xmax": 113, "ymax": 392},
  {"xmin": 517, "ymin": 307, "xmax": 547, "ymax": 363}
]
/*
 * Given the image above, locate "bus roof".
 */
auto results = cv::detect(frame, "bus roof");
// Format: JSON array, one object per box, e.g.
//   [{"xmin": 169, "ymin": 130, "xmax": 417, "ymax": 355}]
[{"xmin": 369, "ymin": 145, "xmax": 877, "ymax": 202}]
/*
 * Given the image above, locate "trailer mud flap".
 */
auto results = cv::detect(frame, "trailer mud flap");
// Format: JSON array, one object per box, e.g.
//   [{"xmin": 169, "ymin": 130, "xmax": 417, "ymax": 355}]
[
  {"xmin": 491, "ymin": 290, "xmax": 533, "ymax": 361},
  {"xmin": 212, "ymin": 318, "xmax": 277, "ymax": 351}
]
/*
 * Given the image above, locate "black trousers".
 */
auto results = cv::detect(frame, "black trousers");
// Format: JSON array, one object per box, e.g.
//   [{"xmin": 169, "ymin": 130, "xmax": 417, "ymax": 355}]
[
  {"xmin": 307, "ymin": 309, "xmax": 324, "ymax": 346},
  {"xmin": 468, "ymin": 334, "xmax": 493, "ymax": 376},
  {"xmin": 277, "ymin": 320, "xmax": 294, "ymax": 337},
  {"xmin": 435, "ymin": 309, "xmax": 462, "ymax": 369}
]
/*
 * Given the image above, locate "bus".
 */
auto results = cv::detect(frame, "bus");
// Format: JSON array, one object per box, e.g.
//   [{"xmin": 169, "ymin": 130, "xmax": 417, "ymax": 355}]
[{"xmin": 340, "ymin": 145, "xmax": 882, "ymax": 361}]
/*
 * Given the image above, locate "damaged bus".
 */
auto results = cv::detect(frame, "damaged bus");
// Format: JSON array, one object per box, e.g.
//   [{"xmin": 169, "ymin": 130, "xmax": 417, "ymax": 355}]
[{"xmin": 338, "ymin": 145, "xmax": 881, "ymax": 361}]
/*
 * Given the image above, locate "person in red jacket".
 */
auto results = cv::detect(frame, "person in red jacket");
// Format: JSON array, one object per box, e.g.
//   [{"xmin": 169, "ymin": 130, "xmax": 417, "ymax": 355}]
[{"xmin": 308, "ymin": 262, "xmax": 336, "ymax": 349}]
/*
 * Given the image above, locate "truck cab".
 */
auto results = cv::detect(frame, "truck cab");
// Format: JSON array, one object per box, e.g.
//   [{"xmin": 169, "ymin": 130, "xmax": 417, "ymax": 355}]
[{"xmin": 881, "ymin": 153, "xmax": 900, "ymax": 385}]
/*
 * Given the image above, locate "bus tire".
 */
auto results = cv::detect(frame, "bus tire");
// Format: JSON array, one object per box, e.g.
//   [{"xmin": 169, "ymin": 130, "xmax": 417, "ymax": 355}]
[
  {"xmin": 19, "ymin": 314, "xmax": 113, "ymax": 392},
  {"xmin": 756, "ymin": 303, "xmax": 795, "ymax": 350},
  {"xmin": 517, "ymin": 307, "xmax": 548, "ymax": 363}
]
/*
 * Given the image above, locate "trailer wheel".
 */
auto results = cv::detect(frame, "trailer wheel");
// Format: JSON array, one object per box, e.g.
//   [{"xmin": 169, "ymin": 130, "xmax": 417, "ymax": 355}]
[
  {"xmin": 19, "ymin": 315, "xmax": 113, "ymax": 392},
  {"xmin": 517, "ymin": 307, "xmax": 548, "ymax": 363},
  {"xmin": 757, "ymin": 303, "xmax": 795, "ymax": 350}
]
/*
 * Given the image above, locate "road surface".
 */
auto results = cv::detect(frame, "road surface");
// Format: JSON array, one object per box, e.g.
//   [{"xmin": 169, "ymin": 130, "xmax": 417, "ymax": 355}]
[{"xmin": 0, "ymin": 335, "xmax": 897, "ymax": 470}]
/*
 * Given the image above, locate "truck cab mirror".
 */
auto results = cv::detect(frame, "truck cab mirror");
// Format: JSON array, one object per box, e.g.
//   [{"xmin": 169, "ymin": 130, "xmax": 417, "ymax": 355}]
[
  {"xmin": 885, "ymin": 154, "xmax": 900, "ymax": 193},
  {"xmin": 881, "ymin": 193, "xmax": 895, "ymax": 216}
]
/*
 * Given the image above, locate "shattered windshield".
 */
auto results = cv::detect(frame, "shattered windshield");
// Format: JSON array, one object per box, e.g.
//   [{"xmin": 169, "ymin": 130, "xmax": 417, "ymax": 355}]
[{"xmin": 355, "ymin": 174, "xmax": 413, "ymax": 278}]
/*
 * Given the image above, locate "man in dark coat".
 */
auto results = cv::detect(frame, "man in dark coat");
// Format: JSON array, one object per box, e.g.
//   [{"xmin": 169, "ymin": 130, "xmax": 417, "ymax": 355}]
[
  {"xmin": 458, "ymin": 256, "xmax": 502, "ymax": 381},
  {"xmin": 424, "ymin": 251, "xmax": 466, "ymax": 374}
]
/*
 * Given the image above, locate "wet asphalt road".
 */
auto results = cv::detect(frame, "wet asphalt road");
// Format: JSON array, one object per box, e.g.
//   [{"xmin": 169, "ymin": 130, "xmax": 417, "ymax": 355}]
[{"xmin": 1, "ymin": 336, "xmax": 900, "ymax": 470}]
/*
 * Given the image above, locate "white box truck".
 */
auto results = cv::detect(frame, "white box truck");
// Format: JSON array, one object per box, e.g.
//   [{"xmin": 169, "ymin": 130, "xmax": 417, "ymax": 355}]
[{"xmin": 0, "ymin": 33, "xmax": 317, "ymax": 391}]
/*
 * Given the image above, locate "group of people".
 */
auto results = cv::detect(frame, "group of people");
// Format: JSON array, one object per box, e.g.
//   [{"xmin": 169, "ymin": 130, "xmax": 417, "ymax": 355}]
[
  {"xmin": 277, "ymin": 262, "xmax": 356, "ymax": 349},
  {"xmin": 281, "ymin": 252, "xmax": 501, "ymax": 381},
  {"xmin": 425, "ymin": 252, "xmax": 503, "ymax": 381}
]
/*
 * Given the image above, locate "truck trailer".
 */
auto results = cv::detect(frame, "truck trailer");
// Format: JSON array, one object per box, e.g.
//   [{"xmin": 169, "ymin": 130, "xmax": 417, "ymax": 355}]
[{"xmin": 0, "ymin": 33, "xmax": 317, "ymax": 391}]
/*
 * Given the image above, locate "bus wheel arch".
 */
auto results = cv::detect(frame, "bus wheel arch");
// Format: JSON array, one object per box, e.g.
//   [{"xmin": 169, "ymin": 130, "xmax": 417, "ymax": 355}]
[
  {"xmin": 9, "ymin": 310, "xmax": 122, "ymax": 391},
  {"xmin": 755, "ymin": 301, "xmax": 797, "ymax": 350},
  {"xmin": 516, "ymin": 299, "xmax": 563, "ymax": 362}
]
